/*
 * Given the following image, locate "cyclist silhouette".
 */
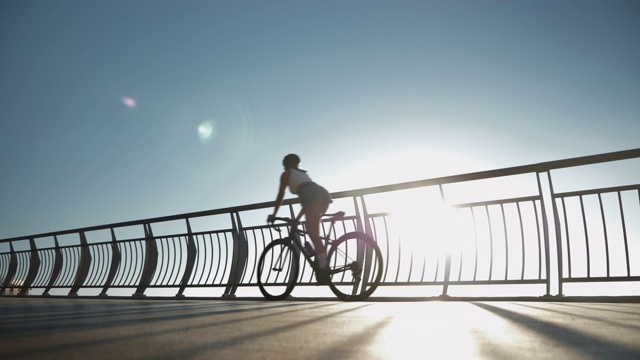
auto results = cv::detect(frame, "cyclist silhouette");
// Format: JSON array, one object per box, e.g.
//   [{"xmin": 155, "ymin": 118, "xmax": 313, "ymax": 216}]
[{"xmin": 268, "ymin": 154, "xmax": 332, "ymax": 282}]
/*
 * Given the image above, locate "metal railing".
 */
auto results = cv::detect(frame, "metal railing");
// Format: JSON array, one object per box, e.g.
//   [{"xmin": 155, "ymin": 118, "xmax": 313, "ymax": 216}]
[
  {"xmin": 553, "ymin": 184, "xmax": 640, "ymax": 293},
  {"xmin": 1, "ymin": 148, "xmax": 639, "ymax": 298}
]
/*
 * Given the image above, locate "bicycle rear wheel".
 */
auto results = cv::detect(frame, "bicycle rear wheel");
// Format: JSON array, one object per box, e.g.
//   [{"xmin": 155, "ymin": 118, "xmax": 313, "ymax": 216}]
[
  {"xmin": 327, "ymin": 232, "xmax": 383, "ymax": 301},
  {"xmin": 257, "ymin": 239, "xmax": 299, "ymax": 300}
]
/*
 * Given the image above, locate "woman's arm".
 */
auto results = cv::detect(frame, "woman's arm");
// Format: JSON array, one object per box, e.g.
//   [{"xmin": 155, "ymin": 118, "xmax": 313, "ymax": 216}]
[{"xmin": 268, "ymin": 170, "xmax": 290, "ymax": 222}]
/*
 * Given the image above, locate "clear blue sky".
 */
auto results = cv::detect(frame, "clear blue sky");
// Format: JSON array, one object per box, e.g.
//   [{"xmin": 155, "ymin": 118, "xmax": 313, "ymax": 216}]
[{"xmin": 1, "ymin": 0, "xmax": 639, "ymax": 239}]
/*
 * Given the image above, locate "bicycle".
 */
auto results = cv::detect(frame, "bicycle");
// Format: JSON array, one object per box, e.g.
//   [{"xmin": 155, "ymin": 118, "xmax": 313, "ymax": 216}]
[{"xmin": 257, "ymin": 211, "xmax": 384, "ymax": 301}]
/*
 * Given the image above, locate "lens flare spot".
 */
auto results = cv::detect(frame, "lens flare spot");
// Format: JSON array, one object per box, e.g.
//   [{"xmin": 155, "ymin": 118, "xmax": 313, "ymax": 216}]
[
  {"xmin": 197, "ymin": 121, "xmax": 216, "ymax": 143},
  {"xmin": 121, "ymin": 96, "xmax": 137, "ymax": 108}
]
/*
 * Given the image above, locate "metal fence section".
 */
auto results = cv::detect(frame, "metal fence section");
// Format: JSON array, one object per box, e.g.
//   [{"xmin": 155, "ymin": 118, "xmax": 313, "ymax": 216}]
[
  {"xmin": 1, "ymin": 148, "xmax": 639, "ymax": 298},
  {"xmin": 553, "ymin": 184, "xmax": 640, "ymax": 294}
]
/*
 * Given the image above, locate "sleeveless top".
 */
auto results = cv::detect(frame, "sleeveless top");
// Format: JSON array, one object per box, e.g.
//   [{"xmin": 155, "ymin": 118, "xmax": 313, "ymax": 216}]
[{"xmin": 288, "ymin": 169, "xmax": 312, "ymax": 195}]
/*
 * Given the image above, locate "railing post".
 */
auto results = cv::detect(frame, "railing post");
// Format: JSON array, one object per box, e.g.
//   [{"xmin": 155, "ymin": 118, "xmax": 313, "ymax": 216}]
[
  {"xmin": 134, "ymin": 224, "xmax": 158, "ymax": 298},
  {"xmin": 0, "ymin": 243, "xmax": 18, "ymax": 296},
  {"xmin": 359, "ymin": 196, "xmax": 373, "ymax": 236},
  {"xmin": 358, "ymin": 196, "xmax": 375, "ymax": 295},
  {"xmin": 353, "ymin": 196, "xmax": 365, "ymax": 234},
  {"xmin": 43, "ymin": 236, "xmax": 63, "ymax": 296},
  {"xmin": 69, "ymin": 232, "xmax": 92, "ymax": 297},
  {"xmin": 439, "ymin": 185, "xmax": 452, "ymax": 297},
  {"xmin": 19, "ymin": 238, "xmax": 41, "ymax": 296},
  {"xmin": 176, "ymin": 219, "xmax": 198, "ymax": 298},
  {"xmin": 546, "ymin": 171, "xmax": 564, "ymax": 297},
  {"xmin": 537, "ymin": 172, "xmax": 553, "ymax": 297},
  {"xmin": 99, "ymin": 228, "xmax": 121, "ymax": 297},
  {"xmin": 223, "ymin": 212, "xmax": 248, "ymax": 298}
]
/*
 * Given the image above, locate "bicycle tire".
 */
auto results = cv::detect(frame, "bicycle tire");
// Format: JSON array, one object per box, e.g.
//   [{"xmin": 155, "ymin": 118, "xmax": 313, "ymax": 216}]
[
  {"xmin": 257, "ymin": 238, "xmax": 299, "ymax": 300},
  {"xmin": 327, "ymin": 232, "xmax": 383, "ymax": 301}
]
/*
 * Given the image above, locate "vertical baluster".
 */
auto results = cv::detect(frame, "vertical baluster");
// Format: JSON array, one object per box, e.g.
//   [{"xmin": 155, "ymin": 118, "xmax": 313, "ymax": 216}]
[
  {"xmin": 0, "ymin": 243, "xmax": 17, "ymax": 295},
  {"xmin": 617, "ymin": 191, "xmax": 630, "ymax": 277},
  {"xmin": 500, "ymin": 204, "xmax": 508, "ymax": 281},
  {"xmin": 516, "ymin": 202, "xmax": 525, "ymax": 280},
  {"xmin": 561, "ymin": 197, "xmax": 572, "ymax": 278},
  {"xmin": 597, "ymin": 194, "xmax": 610, "ymax": 278},
  {"xmin": 485, "ymin": 205, "xmax": 494, "ymax": 281},
  {"xmin": 579, "ymin": 196, "xmax": 591, "ymax": 278}
]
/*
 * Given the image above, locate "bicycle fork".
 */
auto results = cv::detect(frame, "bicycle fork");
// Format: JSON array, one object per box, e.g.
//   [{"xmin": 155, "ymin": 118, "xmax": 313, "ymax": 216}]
[{"xmin": 272, "ymin": 236, "xmax": 301, "ymax": 272}]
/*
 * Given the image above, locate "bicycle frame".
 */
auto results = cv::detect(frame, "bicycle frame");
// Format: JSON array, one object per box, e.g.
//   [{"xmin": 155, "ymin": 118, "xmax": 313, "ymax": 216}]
[{"xmin": 272, "ymin": 212, "xmax": 345, "ymax": 268}]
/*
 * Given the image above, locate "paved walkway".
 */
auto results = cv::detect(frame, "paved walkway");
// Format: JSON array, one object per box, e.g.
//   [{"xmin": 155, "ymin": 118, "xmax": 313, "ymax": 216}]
[{"xmin": 1, "ymin": 297, "xmax": 639, "ymax": 359}]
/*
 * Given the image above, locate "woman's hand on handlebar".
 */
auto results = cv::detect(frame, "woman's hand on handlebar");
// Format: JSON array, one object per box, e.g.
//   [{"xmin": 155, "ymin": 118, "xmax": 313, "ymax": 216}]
[{"xmin": 267, "ymin": 214, "xmax": 277, "ymax": 224}]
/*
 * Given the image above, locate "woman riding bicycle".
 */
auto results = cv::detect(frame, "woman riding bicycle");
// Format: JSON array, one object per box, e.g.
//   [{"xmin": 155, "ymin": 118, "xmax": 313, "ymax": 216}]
[{"xmin": 267, "ymin": 154, "xmax": 332, "ymax": 281}]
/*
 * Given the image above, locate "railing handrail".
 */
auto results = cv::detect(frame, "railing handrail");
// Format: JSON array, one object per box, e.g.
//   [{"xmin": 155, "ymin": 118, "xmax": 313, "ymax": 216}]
[
  {"xmin": 333, "ymin": 147, "xmax": 640, "ymax": 198},
  {"xmin": 2, "ymin": 147, "xmax": 638, "ymax": 243}
]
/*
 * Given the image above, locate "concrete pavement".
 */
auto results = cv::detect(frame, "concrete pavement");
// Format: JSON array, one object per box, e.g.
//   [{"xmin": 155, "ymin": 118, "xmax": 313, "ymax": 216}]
[{"xmin": 1, "ymin": 297, "xmax": 639, "ymax": 359}]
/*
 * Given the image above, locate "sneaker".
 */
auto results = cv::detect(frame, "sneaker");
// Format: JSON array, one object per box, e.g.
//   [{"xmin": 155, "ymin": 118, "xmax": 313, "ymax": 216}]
[
  {"xmin": 315, "ymin": 267, "xmax": 330, "ymax": 285},
  {"xmin": 350, "ymin": 261, "xmax": 362, "ymax": 280}
]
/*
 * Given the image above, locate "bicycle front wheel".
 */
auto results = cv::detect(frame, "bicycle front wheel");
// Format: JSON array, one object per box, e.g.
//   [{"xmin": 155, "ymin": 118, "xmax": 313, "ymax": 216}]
[
  {"xmin": 327, "ymin": 232, "xmax": 383, "ymax": 301},
  {"xmin": 257, "ymin": 239, "xmax": 299, "ymax": 300}
]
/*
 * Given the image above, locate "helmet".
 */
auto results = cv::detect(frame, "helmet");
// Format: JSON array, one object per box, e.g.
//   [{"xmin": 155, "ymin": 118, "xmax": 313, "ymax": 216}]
[{"xmin": 282, "ymin": 154, "xmax": 300, "ymax": 169}]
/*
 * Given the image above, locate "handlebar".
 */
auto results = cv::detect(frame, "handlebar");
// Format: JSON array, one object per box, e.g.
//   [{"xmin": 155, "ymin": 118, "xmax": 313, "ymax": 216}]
[{"xmin": 267, "ymin": 211, "xmax": 346, "ymax": 227}]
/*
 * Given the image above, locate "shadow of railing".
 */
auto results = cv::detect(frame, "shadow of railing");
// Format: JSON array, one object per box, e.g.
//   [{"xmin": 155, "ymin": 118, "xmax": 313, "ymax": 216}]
[{"xmin": 1, "ymin": 148, "xmax": 639, "ymax": 298}]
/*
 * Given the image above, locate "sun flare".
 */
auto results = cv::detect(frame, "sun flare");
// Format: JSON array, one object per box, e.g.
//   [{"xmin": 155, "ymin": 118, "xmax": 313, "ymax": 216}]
[{"xmin": 197, "ymin": 120, "xmax": 216, "ymax": 143}]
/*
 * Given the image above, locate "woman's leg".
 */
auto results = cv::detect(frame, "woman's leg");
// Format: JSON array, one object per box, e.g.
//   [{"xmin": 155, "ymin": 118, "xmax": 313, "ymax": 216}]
[{"xmin": 304, "ymin": 201, "xmax": 330, "ymax": 268}]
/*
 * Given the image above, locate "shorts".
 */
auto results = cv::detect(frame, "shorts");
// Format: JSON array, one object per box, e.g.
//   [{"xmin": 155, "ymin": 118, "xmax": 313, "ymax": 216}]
[{"xmin": 298, "ymin": 182, "xmax": 332, "ymax": 209}]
